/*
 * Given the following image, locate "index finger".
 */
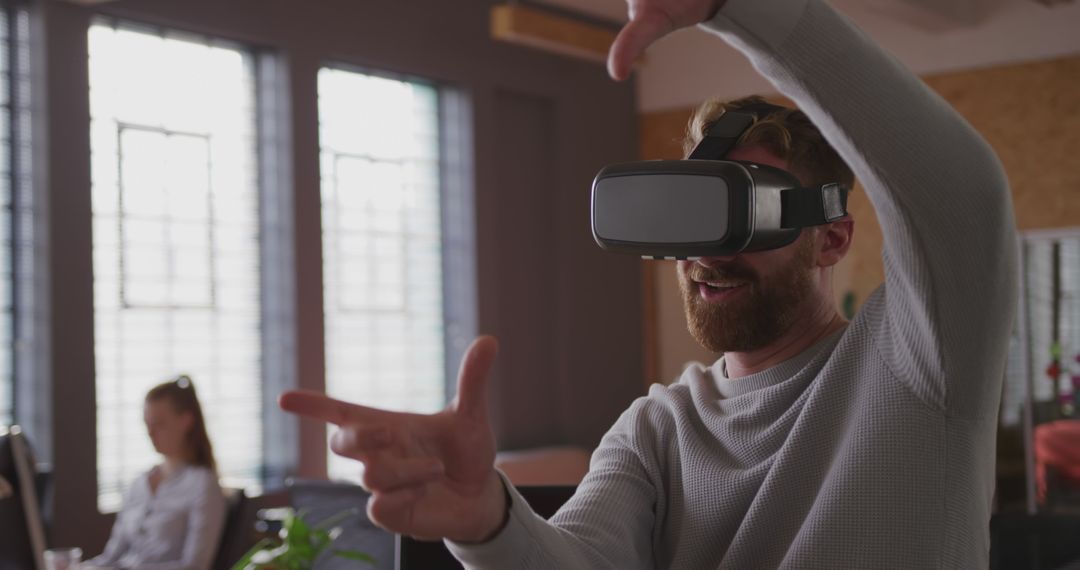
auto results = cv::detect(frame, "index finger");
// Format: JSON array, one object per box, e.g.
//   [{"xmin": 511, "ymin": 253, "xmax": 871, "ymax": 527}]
[{"xmin": 279, "ymin": 390, "xmax": 385, "ymax": 426}]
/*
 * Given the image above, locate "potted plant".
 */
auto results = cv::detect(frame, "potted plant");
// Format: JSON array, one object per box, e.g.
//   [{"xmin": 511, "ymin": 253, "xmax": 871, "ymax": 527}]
[{"xmin": 231, "ymin": 507, "xmax": 375, "ymax": 569}]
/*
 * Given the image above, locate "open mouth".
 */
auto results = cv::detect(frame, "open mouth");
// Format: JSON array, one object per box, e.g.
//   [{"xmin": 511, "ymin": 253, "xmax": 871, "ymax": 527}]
[
  {"xmin": 695, "ymin": 280, "xmax": 748, "ymax": 302},
  {"xmin": 700, "ymin": 281, "xmax": 743, "ymax": 290}
]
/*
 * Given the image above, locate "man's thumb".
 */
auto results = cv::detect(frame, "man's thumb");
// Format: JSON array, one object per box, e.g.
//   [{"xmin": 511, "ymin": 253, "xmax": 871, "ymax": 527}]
[
  {"xmin": 453, "ymin": 335, "xmax": 499, "ymax": 421},
  {"xmin": 607, "ymin": 11, "xmax": 673, "ymax": 80}
]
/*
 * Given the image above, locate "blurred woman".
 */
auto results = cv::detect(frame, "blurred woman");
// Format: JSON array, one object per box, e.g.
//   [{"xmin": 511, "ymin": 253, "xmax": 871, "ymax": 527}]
[{"xmin": 87, "ymin": 376, "xmax": 225, "ymax": 570}]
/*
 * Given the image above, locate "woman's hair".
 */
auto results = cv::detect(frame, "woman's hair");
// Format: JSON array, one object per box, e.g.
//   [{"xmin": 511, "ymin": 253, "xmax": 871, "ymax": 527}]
[{"xmin": 145, "ymin": 375, "xmax": 217, "ymax": 473}]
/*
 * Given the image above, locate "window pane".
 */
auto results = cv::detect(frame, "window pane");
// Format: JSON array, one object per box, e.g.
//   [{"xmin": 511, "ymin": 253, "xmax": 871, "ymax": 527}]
[
  {"xmin": 318, "ymin": 69, "xmax": 444, "ymax": 482},
  {"xmin": 1015, "ymin": 239, "xmax": 1080, "ymax": 420},
  {"xmin": 90, "ymin": 21, "xmax": 262, "ymax": 512},
  {"xmin": 0, "ymin": 6, "xmax": 28, "ymax": 431},
  {"xmin": 0, "ymin": 7, "xmax": 12, "ymax": 427}
]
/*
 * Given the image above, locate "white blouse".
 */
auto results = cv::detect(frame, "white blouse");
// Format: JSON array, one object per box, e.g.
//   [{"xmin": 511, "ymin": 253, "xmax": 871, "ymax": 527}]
[{"xmin": 87, "ymin": 464, "xmax": 225, "ymax": 570}]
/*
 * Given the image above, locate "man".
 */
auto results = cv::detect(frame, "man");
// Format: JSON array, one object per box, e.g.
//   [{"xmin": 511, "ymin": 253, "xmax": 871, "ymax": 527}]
[{"xmin": 281, "ymin": 0, "xmax": 1018, "ymax": 566}]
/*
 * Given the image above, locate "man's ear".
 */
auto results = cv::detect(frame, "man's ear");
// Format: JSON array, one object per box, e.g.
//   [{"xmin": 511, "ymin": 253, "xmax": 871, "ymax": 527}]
[{"xmin": 816, "ymin": 216, "xmax": 854, "ymax": 268}]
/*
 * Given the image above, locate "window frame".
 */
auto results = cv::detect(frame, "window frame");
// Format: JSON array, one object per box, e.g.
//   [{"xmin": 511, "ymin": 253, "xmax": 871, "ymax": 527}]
[
  {"xmin": 315, "ymin": 64, "xmax": 473, "ymax": 480},
  {"xmin": 1, "ymin": 1, "xmax": 40, "ymax": 442},
  {"xmin": 86, "ymin": 16, "xmax": 284, "ymax": 511},
  {"xmin": 1014, "ymin": 227, "xmax": 1080, "ymax": 514}
]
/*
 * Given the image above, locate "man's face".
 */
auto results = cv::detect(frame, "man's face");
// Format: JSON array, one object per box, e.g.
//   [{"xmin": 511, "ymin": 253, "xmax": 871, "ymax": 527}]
[
  {"xmin": 677, "ymin": 236, "xmax": 817, "ymax": 353},
  {"xmin": 676, "ymin": 145, "xmax": 821, "ymax": 353}
]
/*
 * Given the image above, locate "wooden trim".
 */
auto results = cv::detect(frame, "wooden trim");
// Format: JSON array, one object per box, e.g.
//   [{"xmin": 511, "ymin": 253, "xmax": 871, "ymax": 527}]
[
  {"xmin": 490, "ymin": 4, "xmax": 616, "ymax": 63},
  {"xmin": 637, "ymin": 110, "xmax": 688, "ymax": 388},
  {"xmin": 641, "ymin": 261, "xmax": 659, "ymax": 388}
]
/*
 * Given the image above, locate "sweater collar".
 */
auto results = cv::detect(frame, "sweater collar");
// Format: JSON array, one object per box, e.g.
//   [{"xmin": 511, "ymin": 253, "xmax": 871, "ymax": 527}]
[{"xmin": 711, "ymin": 326, "xmax": 846, "ymax": 398}]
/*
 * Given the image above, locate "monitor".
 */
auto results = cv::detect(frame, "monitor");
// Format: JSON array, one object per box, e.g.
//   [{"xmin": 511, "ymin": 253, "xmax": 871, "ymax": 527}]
[
  {"xmin": 0, "ymin": 425, "xmax": 45, "ymax": 570},
  {"xmin": 287, "ymin": 479, "xmax": 397, "ymax": 570}
]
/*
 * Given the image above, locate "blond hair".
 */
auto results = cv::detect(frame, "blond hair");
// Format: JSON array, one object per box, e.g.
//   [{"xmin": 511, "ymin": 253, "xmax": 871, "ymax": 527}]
[{"xmin": 684, "ymin": 95, "xmax": 854, "ymax": 190}]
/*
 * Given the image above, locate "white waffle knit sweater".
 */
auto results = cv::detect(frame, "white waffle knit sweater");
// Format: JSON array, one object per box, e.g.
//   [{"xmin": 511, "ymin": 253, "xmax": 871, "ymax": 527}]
[{"xmin": 447, "ymin": 0, "xmax": 1018, "ymax": 567}]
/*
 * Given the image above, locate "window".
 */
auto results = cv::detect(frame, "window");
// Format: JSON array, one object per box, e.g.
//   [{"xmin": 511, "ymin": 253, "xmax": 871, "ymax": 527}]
[
  {"xmin": 0, "ymin": 7, "xmax": 14, "ymax": 428},
  {"xmin": 89, "ymin": 21, "xmax": 263, "ymax": 511},
  {"xmin": 318, "ymin": 69, "xmax": 445, "ymax": 481},
  {"xmin": 0, "ymin": 5, "xmax": 29, "ymax": 429},
  {"xmin": 1000, "ymin": 230, "xmax": 1080, "ymax": 512},
  {"xmin": 1008, "ymin": 235, "xmax": 1080, "ymax": 423}
]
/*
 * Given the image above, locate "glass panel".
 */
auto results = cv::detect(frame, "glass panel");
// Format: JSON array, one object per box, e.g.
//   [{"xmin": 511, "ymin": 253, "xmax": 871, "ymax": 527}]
[
  {"xmin": 999, "ymin": 231, "xmax": 1080, "ymax": 515},
  {"xmin": 318, "ymin": 68, "xmax": 444, "ymax": 482},
  {"xmin": 89, "ymin": 21, "xmax": 262, "ymax": 512},
  {"xmin": 0, "ymin": 7, "xmax": 13, "ymax": 427}
]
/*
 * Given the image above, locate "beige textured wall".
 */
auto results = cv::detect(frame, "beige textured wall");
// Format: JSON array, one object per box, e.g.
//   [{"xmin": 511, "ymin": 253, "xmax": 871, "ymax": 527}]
[{"xmin": 639, "ymin": 55, "xmax": 1080, "ymax": 385}]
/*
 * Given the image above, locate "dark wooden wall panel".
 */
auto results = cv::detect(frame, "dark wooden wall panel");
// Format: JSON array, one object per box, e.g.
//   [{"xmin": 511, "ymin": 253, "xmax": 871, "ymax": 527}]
[{"xmin": 485, "ymin": 89, "xmax": 561, "ymax": 449}]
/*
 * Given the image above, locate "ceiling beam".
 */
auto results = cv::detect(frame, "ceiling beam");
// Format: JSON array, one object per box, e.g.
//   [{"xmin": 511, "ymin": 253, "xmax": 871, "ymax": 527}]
[
  {"xmin": 860, "ymin": 0, "xmax": 999, "ymax": 29},
  {"xmin": 490, "ymin": 4, "xmax": 618, "ymax": 64}
]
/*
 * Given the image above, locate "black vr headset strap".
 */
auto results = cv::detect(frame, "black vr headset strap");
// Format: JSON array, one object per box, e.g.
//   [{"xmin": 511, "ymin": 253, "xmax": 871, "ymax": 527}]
[
  {"xmin": 780, "ymin": 184, "xmax": 850, "ymax": 228},
  {"xmin": 688, "ymin": 102, "xmax": 786, "ymax": 160},
  {"xmin": 688, "ymin": 102, "xmax": 848, "ymax": 228}
]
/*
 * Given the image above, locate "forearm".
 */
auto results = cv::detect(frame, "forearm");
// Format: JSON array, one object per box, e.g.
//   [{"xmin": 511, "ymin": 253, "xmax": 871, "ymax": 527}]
[
  {"xmin": 704, "ymin": 0, "xmax": 1017, "ymax": 407},
  {"xmin": 446, "ymin": 473, "xmax": 593, "ymax": 569},
  {"xmin": 705, "ymin": 0, "xmax": 1010, "ymax": 223},
  {"xmin": 90, "ymin": 515, "xmax": 130, "ymax": 566},
  {"xmin": 446, "ymin": 468, "xmax": 654, "ymax": 570},
  {"xmin": 174, "ymin": 484, "xmax": 225, "ymax": 570},
  {"xmin": 447, "ymin": 404, "xmax": 662, "ymax": 570}
]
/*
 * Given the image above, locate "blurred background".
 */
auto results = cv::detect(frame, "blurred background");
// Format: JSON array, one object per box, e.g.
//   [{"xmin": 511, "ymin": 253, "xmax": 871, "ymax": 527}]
[{"xmin": 0, "ymin": 0, "xmax": 1076, "ymax": 566}]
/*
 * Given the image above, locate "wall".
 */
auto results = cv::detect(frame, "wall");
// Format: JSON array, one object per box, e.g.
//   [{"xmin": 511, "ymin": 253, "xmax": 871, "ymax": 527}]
[
  {"xmin": 34, "ymin": 0, "xmax": 644, "ymax": 552},
  {"xmin": 846, "ymin": 54, "xmax": 1080, "ymax": 306},
  {"xmin": 639, "ymin": 54, "xmax": 1080, "ymax": 384},
  {"xmin": 634, "ymin": 0, "xmax": 1080, "ymax": 111}
]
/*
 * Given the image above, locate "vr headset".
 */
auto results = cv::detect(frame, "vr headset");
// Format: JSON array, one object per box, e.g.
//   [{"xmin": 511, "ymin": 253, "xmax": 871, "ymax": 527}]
[{"xmin": 590, "ymin": 103, "xmax": 849, "ymax": 260}]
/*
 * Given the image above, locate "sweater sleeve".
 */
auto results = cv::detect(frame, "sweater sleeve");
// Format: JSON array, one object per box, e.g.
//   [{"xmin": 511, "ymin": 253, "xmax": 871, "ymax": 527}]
[
  {"xmin": 87, "ymin": 510, "xmax": 132, "ymax": 566},
  {"xmin": 446, "ymin": 400, "xmax": 661, "ymax": 569},
  {"xmin": 703, "ymin": 0, "xmax": 1018, "ymax": 416}
]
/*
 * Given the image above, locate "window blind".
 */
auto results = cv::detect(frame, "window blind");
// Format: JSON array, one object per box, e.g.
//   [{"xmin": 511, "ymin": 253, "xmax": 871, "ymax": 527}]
[
  {"xmin": 89, "ymin": 21, "xmax": 263, "ymax": 511},
  {"xmin": 318, "ymin": 69, "xmax": 445, "ymax": 482},
  {"xmin": 0, "ymin": 5, "xmax": 28, "ymax": 430},
  {"xmin": 0, "ymin": 6, "xmax": 12, "ymax": 428},
  {"xmin": 1003, "ymin": 236, "xmax": 1080, "ymax": 428}
]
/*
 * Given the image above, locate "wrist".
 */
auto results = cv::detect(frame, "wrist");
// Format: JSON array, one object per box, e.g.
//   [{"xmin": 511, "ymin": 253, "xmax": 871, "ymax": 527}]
[{"xmin": 460, "ymin": 471, "xmax": 510, "ymax": 544}]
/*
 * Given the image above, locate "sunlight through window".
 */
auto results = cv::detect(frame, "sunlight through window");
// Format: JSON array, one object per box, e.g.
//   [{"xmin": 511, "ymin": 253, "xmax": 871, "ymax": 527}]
[
  {"xmin": 0, "ymin": 6, "xmax": 29, "ymax": 430},
  {"xmin": 89, "ymin": 21, "xmax": 262, "ymax": 511},
  {"xmin": 318, "ymin": 68, "xmax": 444, "ymax": 482}
]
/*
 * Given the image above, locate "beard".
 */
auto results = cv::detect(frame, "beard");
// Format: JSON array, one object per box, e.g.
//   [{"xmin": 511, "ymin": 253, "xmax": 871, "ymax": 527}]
[{"xmin": 678, "ymin": 239, "xmax": 817, "ymax": 353}]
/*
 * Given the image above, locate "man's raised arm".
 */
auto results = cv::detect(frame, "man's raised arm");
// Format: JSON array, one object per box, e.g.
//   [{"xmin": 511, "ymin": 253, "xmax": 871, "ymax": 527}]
[{"xmin": 690, "ymin": 0, "xmax": 1018, "ymax": 414}]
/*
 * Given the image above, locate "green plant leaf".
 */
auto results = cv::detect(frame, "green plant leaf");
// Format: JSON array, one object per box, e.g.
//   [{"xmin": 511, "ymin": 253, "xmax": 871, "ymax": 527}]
[
  {"xmin": 284, "ymin": 512, "xmax": 312, "ymax": 546},
  {"xmin": 332, "ymin": 549, "xmax": 377, "ymax": 565},
  {"xmin": 229, "ymin": 538, "xmax": 277, "ymax": 570},
  {"xmin": 238, "ymin": 507, "xmax": 374, "ymax": 568},
  {"xmin": 311, "ymin": 529, "xmax": 332, "ymax": 554}
]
